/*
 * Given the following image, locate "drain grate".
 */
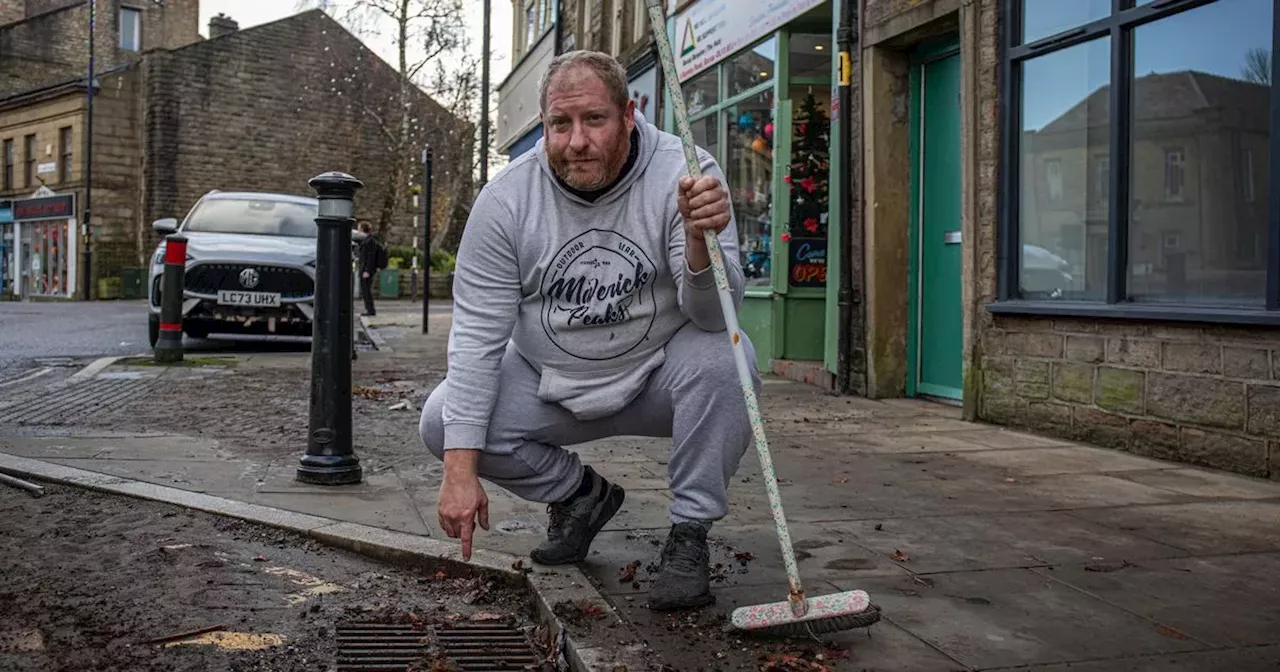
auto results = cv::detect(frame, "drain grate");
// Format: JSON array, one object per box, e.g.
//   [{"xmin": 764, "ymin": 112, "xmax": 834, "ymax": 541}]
[
  {"xmin": 336, "ymin": 623, "xmax": 430, "ymax": 671},
  {"xmin": 432, "ymin": 622, "xmax": 541, "ymax": 671},
  {"xmin": 335, "ymin": 621, "xmax": 541, "ymax": 672}
]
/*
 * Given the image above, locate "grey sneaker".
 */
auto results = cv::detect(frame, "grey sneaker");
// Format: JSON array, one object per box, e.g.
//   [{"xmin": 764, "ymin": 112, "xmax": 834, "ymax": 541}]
[
  {"xmin": 647, "ymin": 522, "xmax": 714, "ymax": 611},
  {"xmin": 529, "ymin": 466, "xmax": 625, "ymax": 566}
]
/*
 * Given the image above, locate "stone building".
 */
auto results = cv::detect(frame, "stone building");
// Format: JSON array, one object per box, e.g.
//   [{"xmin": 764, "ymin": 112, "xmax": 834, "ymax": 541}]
[
  {"xmin": 0, "ymin": 1, "xmax": 471, "ymax": 300},
  {"xmin": 854, "ymin": 0, "xmax": 1279, "ymax": 480},
  {"xmin": 496, "ymin": 0, "xmax": 665, "ymax": 159}
]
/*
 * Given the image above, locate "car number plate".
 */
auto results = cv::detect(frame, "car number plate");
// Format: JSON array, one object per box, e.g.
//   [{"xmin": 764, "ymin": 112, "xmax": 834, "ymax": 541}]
[{"xmin": 217, "ymin": 290, "xmax": 281, "ymax": 307}]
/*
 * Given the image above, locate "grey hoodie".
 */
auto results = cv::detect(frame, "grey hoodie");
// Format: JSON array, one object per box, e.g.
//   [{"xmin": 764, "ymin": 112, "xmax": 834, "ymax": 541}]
[{"xmin": 442, "ymin": 112, "xmax": 745, "ymax": 451}]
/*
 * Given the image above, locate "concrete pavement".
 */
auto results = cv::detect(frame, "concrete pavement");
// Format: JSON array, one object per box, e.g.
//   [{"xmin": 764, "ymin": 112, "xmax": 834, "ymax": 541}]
[{"xmin": 2, "ymin": 299, "xmax": 1279, "ymax": 670}]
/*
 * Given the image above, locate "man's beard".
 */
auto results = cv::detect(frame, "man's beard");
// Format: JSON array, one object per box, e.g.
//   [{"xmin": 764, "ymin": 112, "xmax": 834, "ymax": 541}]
[{"xmin": 550, "ymin": 132, "xmax": 629, "ymax": 191}]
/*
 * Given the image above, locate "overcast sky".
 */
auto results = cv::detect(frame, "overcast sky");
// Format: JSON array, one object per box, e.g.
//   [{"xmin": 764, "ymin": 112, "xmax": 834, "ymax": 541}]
[{"xmin": 198, "ymin": 1, "xmax": 514, "ymax": 85}]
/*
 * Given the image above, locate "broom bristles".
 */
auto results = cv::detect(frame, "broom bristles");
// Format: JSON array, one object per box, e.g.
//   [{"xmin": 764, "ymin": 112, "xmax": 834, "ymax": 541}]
[{"xmin": 728, "ymin": 589, "xmax": 878, "ymax": 635}]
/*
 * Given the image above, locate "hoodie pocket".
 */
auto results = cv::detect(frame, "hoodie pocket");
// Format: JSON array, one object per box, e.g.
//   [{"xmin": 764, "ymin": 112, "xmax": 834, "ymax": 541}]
[{"xmin": 536, "ymin": 350, "xmax": 666, "ymax": 421}]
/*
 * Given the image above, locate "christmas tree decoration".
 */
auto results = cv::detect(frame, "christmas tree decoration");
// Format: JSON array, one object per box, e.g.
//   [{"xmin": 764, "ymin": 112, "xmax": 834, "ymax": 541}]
[
  {"xmin": 786, "ymin": 92, "xmax": 831, "ymax": 241},
  {"xmin": 764, "ymin": 121, "xmax": 774, "ymax": 139}
]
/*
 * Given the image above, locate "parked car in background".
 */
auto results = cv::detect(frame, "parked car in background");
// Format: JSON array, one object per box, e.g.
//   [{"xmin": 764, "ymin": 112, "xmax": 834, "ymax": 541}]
[{"xmin": 146, "ymin": 190, "xmax": 362, "ymax": 347}]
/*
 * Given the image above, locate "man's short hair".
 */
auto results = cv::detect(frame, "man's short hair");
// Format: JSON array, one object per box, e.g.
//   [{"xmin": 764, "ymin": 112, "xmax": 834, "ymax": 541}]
[
  {"xmin": 357, "ymin": 221, "xmax": 372, "ymax": 233},
  {"xmin": 539, "ymin": 50, "xmax": 629, "ymax": 113}
]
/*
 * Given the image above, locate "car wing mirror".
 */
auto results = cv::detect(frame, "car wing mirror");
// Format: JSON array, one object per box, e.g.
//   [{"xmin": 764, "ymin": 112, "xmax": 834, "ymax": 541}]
[{"xmin": 152, "ymin": 218, "xmax": 179, "ymax": 236}]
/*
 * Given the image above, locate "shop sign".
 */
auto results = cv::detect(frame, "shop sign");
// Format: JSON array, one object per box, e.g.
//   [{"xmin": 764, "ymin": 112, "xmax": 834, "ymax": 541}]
[
  {"xmin": 0, "ymin": 203, "xmax": 11, "ymax": 223},
  {"xmin": 787, "ymin": 236, "xmax": 827, "ymax": 287},
  {"xmin": 629, "ymin": 67, "xmax": 658, "ymax": 121},
  {"xmin": 674, "ymin": 0, "xmax": 824, "ymax": 82},
  {"xmin": 14, "ymin": 194, "xmax": 75, "ymax": 221}
]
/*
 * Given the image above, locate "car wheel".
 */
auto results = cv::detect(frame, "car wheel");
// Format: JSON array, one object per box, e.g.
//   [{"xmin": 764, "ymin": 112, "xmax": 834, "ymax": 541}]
[{"xmin": 148, "ymin": 314, "xmax": 159, "ymax": 348}]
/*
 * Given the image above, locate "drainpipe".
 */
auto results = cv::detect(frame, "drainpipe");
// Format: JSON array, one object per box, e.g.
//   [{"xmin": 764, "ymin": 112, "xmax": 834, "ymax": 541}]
[
  {"xmin": 553, "ymin": 0, "xmax": 564, "ymax": 55},
  {"xmin": 834, "ymin": 0, "xmax": 858, "ymax": 394}
]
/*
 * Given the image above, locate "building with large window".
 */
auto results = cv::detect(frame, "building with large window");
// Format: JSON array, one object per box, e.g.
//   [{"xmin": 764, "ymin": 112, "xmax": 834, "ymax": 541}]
[{"xmin": 854, "ymin": 0, "xmax": 1279, "ymax": 479}]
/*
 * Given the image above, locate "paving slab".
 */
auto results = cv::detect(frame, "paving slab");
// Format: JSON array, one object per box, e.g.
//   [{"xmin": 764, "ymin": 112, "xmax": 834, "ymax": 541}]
[
  {"xmin": 1114, "ymin": 467, "xmax": 1280, "ymax": 500},
  {"xmin": 45, "ymin": 457, "xmax": 262, "ymax": 495},
  {"xmin": 841, "ymin": 568, "xmax": 1206, "ymax": 670},
  {"xmin": 822, "ymin": 512, "xmax": 1187, "ymax": 574},
  {"xmin": 999, "ymin": 645, "xmax": 1280, "ymax": 671},
  {"xmin": 1038, "ymin": 553, "xmax": 1280, "ymax": 648},
  {"xmin": 1068, "ymin": 501, "xmax": 1280, "ymax": 555},
  {"xmin": 951, "ymin": 445, "xmax": 1177, "ymax": 476}
]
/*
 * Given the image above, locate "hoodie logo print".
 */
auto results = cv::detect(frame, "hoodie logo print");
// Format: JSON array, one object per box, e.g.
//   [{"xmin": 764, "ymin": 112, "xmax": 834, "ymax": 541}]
[{"xmin": 540, "ymin": 229, "xmax": 657, "ymax": 361}]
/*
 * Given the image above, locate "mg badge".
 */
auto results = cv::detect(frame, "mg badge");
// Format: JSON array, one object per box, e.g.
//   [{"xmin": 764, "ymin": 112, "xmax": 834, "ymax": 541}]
[{"xmin": 239, "ymin": 267, "xmax": 261, "ymax": 289}]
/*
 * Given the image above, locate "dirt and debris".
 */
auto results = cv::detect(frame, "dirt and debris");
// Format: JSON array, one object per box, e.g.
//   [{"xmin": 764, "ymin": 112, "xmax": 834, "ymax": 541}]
[
  {"xmin": 1084, "ymin": 559, "xmax": 1134, "ymax": 573},
  {"xmin": 891, "ymin": 549, "xmax": 910, "ymax": 562},
  {"xmin": 619, "ymin": 560, "xmax": 641, "ymax": 583},
  {"xmin": 552, "ymin": 600, "xmax": 607, "ymax": 626},
  {"xmin": 0, "ymin": 484, "xmax": 534, "ymax": 671}
]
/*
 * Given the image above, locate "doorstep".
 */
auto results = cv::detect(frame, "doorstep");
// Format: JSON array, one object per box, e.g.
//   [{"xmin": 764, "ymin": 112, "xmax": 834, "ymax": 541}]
[{"xmin": 770, "ymin": 358, "xmax": 834, "ymax": 391}]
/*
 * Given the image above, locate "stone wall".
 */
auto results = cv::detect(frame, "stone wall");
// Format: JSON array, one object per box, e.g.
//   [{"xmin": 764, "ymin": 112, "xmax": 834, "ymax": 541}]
[
  {"xmin": 89, "ymin": 67, "xmax": 144, "ymax": 282},
  {"xmin": 980, "ymin": 318, "xmax": 1280, "ymax": 479},
  {"xmin": 137, "ymin": 9, "xmax": 470, "ymax": 255},
  {"xmin": 0, "ymin": 0, "xmax": 200, "ymax": 97}
]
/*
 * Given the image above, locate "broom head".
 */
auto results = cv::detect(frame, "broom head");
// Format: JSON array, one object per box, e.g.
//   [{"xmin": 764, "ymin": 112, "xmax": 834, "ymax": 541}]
[{"xmin": 729, "ymin": 589, "xmax": 880, "ymax": 637}]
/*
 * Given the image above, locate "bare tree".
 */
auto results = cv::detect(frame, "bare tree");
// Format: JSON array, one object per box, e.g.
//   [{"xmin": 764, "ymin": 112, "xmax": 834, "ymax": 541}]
[
  {"xmin": 301, "ymin": 0, "xmax": 468, "ymax": 242},
  {"xmin": 1242, "ymin": 47, "xmax": 1271, "ymax": 85}
]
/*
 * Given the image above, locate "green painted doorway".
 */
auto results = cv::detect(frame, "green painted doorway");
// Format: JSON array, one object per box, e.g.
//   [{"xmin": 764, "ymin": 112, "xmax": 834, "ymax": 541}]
[{"xmin": 907, "ymin": 39, "xmax": 962, "ymax": 401}]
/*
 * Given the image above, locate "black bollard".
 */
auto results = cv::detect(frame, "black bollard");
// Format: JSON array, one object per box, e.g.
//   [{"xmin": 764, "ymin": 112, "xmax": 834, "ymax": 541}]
[
  {"xmin": 422, "ymin": 146, "xmax": 432, "ymax": 334},
  {"xmin": 297, "ymin": 171, "xmax": 364, "ymax": 486},
  {"xmin": 153, "ymin": 234, "xmax": 187, "ymax": 363}
]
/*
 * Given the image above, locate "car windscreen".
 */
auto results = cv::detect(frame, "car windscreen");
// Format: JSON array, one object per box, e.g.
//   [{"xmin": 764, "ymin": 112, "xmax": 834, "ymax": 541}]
[{"xmin": 182, "ymin": 198, "xmax": 319, "ymax": 237}]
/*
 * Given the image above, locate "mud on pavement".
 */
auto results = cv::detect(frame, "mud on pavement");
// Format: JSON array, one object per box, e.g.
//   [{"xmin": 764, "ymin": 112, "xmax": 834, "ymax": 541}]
[{"xmin": 0, "ymin": 485, "xmax": 538, "ymax": 672}]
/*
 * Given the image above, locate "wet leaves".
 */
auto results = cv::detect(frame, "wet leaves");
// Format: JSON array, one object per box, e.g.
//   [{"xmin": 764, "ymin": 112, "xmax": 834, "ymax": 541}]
[
  {"xmin": 891, "ymin": 549, "xmax": 910, "ymax": 562},
  {"xmin": 1155, "ymin": 624, "xmax": 1190, "ymax": 640},
  {"xmin": 618, "ymin": 560, "xmax": 640, "ymax": 584},
  {"xmin": 1085, "ymin": 559, "xmax": 1133, "ymax": 573},
  {"xmin": 552, "ymin": 599, "xmax": 607, "ymax": 625}
]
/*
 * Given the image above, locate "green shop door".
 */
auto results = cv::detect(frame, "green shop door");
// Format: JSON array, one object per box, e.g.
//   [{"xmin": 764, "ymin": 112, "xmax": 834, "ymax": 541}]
[{"xmin": 908, "ymin": 42, "xmax": 962, "ymax": 400}]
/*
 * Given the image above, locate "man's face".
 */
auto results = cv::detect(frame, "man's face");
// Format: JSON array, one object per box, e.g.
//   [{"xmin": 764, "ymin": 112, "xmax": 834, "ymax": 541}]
[{"xmin": 543, "ymin": 67, "xmax": 635, "ymax": 191}]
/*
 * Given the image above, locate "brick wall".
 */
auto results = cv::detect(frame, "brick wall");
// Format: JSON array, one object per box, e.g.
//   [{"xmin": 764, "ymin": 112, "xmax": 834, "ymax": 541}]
[
  {"xmin": 980, "ymin": 318, "xmax": 1280, "ymax": 479},
  {"xmin": 137, "ymin": 10, "xmax": 470, "ymax": 256}
]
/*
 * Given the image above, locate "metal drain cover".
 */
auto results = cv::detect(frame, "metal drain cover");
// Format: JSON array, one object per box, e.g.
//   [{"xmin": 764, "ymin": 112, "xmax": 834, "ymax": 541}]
[
  {"xmin": 432, "ymin": 622, "xmax": 540, "ymax": 671},
  {"xmin": 336, "ymin": 621, "xmax": 540, "ymax": 672},
  {"xmin": 336, "ymin": 623, "xmax": 430, "ymax": 671}
]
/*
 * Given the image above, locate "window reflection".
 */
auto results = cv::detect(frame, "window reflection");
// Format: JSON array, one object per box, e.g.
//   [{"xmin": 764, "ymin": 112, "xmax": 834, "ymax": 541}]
[
  {"xmin": 1019, "ymin": 37, "xmax": 1111, "ymax": 300},
  {"xmin": 682, "ymin": 69, "xmax": 718, "ymax": 116},
  {"xmin": 724, "ymin": 91, "xmax": 774, "ymax": 286},
  {"xmin": 1127, "ymin": 0, "xmax": 1272, "ymax": 306},
  {"xmin": 725, "ymin": 37, "xmax": 776, "ymax": 98},
  {"xmin": 1021, "ymin": 0, "xmax": 1109, "ymax": 44}
]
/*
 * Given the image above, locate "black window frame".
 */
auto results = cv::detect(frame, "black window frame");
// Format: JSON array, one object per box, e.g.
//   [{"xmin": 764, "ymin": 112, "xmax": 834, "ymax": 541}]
[
  {"xmin": 992, "ymin": 0, "xmax": 1280, "ymax": 326},
  {"xmin": 58, "ymin": 127, "xmax": 72, "ymax": 184},
  {"xmin": 22, "ymin": 134, "xmax": 35, "ymax": 187},
  {"xmin": 1, "ymin": 139, "xmax": 12, "ymax": 191}
]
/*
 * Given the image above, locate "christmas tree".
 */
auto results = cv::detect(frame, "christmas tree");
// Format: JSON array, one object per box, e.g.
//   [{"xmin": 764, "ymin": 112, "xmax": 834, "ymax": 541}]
[{"xmin": 785, "ymin": 92, "xmax": 831, "ymax": 238}]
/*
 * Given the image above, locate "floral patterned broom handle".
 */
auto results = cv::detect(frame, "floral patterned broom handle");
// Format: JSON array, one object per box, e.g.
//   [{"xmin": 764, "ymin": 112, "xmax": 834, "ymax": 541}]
[{"xmin": 645, "ymin": 0, "xmax": 808, "ymax": 617}]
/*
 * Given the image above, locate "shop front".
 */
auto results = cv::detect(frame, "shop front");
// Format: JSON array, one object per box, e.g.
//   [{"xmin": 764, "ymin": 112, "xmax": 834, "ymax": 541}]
[
  {"xmin": 9, "ymin": 191, "xmax": 78, "ymax": 300},
  {"xmin": 666, "ymin": 0, "xmax": 837, "ymax": 374},
  {"xmin": 0, "ymin": 200, "xmax": 11, "ymax": 299}
]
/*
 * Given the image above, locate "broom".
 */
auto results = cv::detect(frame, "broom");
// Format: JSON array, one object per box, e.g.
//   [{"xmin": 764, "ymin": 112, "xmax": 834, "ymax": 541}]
[{"xmin": 643, "ymin": 0, "xmax": 881, "ymax": 638}]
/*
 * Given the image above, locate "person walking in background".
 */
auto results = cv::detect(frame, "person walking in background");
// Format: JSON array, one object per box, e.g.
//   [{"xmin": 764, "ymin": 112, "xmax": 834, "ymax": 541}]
[{"xmin": 356, "ymin": 221, "xmax": 386, "ymax": 316}]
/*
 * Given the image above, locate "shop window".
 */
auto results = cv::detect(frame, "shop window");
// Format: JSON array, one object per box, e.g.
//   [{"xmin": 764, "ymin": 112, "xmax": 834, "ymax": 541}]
[
  {"xmin": 58, "ymin": 127, "xmax": 72, "ymax": 184},
  {"xmin": 725, "ymin": 90, "xmax": 774, "ymax": 287},
  {"xmin": 120, "ymin": 7, "xmax": 141, "ymax": 52},
  {"xmin": 2, "ymin": 139, "xmax": 12, "ymax": 191},
  {"xmin": 682, "ymin": 69, "xmax": 718, "ymax": 116},
  {"xmin": 1001, "ymin": 0, "xmax": 1278, "ymax": 317},
  {"xmin": 23, "ymin": 135, "xmax": 35, "ymax": 187},
  {"xmin": 726, "ymin": 36, "xmax": 776, "ymax": 99},
  {"xmin": 788, "ymin": 33, "xmax": 830, "ymax": 79}
]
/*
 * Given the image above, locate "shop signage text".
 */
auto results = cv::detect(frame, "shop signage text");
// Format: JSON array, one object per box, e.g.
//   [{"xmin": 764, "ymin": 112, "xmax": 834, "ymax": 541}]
[
  {"xmin": 14, "ymin": 194, "xmax": 75, "ymax": 221},
  {"xmin": 675, "ymin": 0, "xmax": 825, "ymax": 82},
  {"xmin": 788, "ymin": 236, "xmax": 827, "ymax": 287}
]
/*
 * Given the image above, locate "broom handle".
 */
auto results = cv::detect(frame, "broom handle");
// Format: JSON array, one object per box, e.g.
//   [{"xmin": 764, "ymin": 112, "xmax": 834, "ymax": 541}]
[{"xmin": 645, "ymin": 0, "xmax": 808, "ymax": 618}]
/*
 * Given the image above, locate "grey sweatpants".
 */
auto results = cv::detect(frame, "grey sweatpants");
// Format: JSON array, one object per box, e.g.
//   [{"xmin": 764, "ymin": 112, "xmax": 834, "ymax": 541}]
[{"xmin": 419, "ymin": 321, "xmax": 760, "ymax": 523}]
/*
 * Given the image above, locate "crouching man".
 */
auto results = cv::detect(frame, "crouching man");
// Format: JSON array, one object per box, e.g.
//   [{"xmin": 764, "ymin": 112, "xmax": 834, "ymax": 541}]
[{"xmin": 419, "ymin": 50, "xmax": 759, "ymax": 611}]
